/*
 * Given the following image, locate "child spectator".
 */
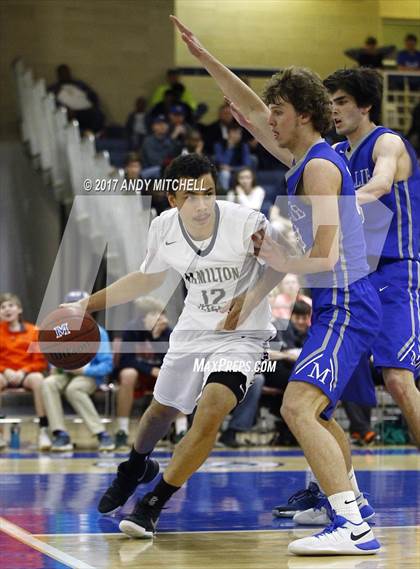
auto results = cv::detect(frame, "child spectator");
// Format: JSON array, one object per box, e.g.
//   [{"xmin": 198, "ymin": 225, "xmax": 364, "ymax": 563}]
[
  {"xmin": 214, "ymin": 124, "xmax": 252, "ymax": 191},
  {"xmin": 0, "ymin": 293, "xmax": 50, "ymax": 450},
  {"xmin": 113, "ymin": 298, "xmax": 172, "ymax": 449},
  {"xmin": 41, "ymin": 291, "xmax": 114, "ymax": 452},
  {"xmin": 181, "ymin": 129, "xmax": 205, "ymax": 156},
  {"xmin": 227, "ymin": 167, "xmax": 265, "ymax": 211},
  {"xmin": 124, "ymin": 153, "xmax": 142, "ymax": 181}
]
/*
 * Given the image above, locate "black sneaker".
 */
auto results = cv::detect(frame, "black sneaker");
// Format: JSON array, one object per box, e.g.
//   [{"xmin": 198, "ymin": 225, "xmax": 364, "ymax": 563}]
[
  {"xmin": 98, "ymin": 458, "xmax": 160, "ymax": 515},
  {"xmin": 218, "ymin": 429, "xmax": 240, "ymax": 448},
  {"xmin": 115, "ymin": 430, "xmax": 129, "ymax": 449},
  {"xmin": 119, "ymin": 493, "xmax": 163, "ymax": 539}
]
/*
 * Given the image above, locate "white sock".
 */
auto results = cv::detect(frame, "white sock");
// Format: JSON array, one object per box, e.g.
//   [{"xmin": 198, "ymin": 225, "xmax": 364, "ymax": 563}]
[
  {"xmin": 306, "ymin": 468, "xmax": 319, "ymax": 486},
  {"xmin": 348, "ymin": 467, "xmax": 364, "ymax": 504},
  {"xmin": 118, "ymin": 417, "xmax": 129, "ymax": 434},
  {"xmin": 175, "ymin": 415, "xmax": 188, "ymax": 434},
  {"xmin": 328, "ymin": 491, "xmax": 363, "ymax": 524}
]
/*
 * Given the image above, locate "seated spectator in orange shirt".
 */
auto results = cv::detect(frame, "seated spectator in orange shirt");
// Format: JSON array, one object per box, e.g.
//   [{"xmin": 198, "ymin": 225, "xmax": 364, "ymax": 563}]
[
  {"xmin": 0, "ymin": 293, "xmax": 51, "ymax": 451},
  {"xmin": 270, "ymin": 274, "xmax": 312, "ymax": 321}
]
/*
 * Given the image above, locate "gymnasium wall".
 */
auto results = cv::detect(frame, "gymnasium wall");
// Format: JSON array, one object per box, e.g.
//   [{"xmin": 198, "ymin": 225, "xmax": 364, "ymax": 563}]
[
  {"xmin": 379, "ymin": 0, "xmax": 420, "ymax": 20},
  {"xmin": 0, "ymin": 0, "xmax": 175, "ymax": 137},
  {"xmin": 175, "ymin": 0, "xmax": 383, "ymax": 122}
]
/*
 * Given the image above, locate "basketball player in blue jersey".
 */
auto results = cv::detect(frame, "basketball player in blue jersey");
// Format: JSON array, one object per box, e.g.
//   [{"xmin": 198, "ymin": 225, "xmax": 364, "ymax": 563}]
[
  {"xmin": 323, "ymin": 68, "xmax": 420, "ymax": 445},
  {"xmin": 172, "ymin": 16, "xmax": 382, "ymax": 556}
]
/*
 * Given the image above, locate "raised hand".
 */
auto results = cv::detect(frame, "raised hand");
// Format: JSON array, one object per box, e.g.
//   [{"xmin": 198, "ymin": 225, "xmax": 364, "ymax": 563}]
[{"xmin": 170, "ymin": 15, "xmax": 207, "ymax": 59}]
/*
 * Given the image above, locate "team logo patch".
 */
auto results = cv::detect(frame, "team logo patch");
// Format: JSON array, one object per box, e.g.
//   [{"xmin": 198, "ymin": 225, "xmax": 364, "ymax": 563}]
[{"xmin": 53, "ymin": 322, "xmax": 71, "ymax": 339}]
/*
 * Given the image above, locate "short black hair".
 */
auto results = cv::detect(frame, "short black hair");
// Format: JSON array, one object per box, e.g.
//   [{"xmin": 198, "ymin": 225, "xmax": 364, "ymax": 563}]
[
  {"xmin": 405, "ymin": 34, "xmax": 417, "ymax": 43},
  {"xmin": 365, "ymin": 36, "xmax": 377, "ymax": 45},
  {"xmin": 292, "ymin": 300, "xmax": 311, "ymax": 317},
  {"xmin": 164, "ymin": 153, "xmax": 218, "ymax": 194},
  {"xmin": 323, "ymin": 67, "xmax": 383, "ymax": 124}
]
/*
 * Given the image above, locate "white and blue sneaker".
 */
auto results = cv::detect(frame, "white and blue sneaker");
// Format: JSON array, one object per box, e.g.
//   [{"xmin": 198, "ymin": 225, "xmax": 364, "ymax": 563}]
[
  {"xmin": 288, "ymin": 514, "xmax": 381, "ymax": 555},
  {"xmin": 293, "ymin": 493, "xmax": 375, "ymax": 526}
]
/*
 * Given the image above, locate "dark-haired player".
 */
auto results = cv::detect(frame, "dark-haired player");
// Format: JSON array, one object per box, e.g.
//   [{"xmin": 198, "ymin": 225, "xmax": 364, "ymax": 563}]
[
  {"xmin": 323, "ymin": 68, "xmax": 420, "ymax": 444},
  {"xmin": 70, "ymin": 153, "xmax": 276, "ymax": 537},
  {"xmin": 172, "ymin": 16, "xmax": 382, "ymax": 555}
]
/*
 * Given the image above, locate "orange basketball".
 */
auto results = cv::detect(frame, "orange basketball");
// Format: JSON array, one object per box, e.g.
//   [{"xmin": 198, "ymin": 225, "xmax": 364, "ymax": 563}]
[{"xmin": 38, "ymin": 306, "xmax": 100, "ymax": 370}]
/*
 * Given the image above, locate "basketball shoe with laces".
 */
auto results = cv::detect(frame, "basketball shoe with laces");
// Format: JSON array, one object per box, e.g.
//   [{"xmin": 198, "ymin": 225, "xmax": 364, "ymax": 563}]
[
  {"xmin": 288, "ymin": 513, "xmax": 381, "ymax": 555},
  {"xmin": 119, "ymin": 492, "xmax": 163, "ymax": 538},
  {"xmin": 98, "ymin": 458, "xmax": 160, "ymax": 515},
  {"xmin": 293, "ymin": 493, "xmax": 375, "ymax": 525}
]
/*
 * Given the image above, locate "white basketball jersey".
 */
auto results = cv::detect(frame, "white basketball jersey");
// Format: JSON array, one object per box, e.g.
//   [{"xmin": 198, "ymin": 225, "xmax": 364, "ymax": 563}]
[{"xmin": 140, "ymin": 200, "xmax": 274, "ymax": 334}]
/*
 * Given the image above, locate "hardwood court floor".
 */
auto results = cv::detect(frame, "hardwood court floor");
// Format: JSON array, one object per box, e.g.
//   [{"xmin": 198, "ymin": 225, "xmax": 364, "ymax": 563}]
[{"xmin": 0, "ymin": 446, "xmax": 419, "ymax": 568}]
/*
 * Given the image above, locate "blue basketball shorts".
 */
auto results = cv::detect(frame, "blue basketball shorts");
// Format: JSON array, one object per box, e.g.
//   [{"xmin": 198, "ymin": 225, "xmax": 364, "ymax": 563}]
[
  {"xmin": 368, "ymin": 258, "xmax": 420, "ymax": 374},
  {"xmin": 288, "ymin": 278, "xmax": 382, "ymax": 420}
]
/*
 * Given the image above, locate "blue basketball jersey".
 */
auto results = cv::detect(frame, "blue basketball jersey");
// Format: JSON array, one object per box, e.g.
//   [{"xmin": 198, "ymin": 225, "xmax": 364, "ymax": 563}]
[
  {"xmin": 285, "ymin": 139, "xmax": 369, "ymax": 291},
  {"xmin": 335, "ymin": 126, "xmax": 420, "ymax": 261}
]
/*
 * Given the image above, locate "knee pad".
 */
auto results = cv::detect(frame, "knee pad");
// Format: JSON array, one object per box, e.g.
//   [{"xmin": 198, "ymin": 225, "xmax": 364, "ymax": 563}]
[{"xmin": 205, "ymin": 371, "xmax": 248, "ymax": 405}]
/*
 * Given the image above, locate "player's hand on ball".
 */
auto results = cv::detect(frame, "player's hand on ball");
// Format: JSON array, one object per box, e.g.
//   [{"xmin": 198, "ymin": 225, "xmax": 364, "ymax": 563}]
[
  {"xmin": 59, "ymin": 297, "xmax": 90, "ymax": 313},
  {"xmin": 255, "ymin": 231, "xmax": 288, "ymax": 272},
  {"xmin": 170, "ymin": 15, "xmax": 207, "ymax": 59}
]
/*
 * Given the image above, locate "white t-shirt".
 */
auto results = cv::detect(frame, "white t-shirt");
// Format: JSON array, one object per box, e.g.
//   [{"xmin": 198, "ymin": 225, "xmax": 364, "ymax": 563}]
[{"xmin": 140, "ymin": 200, "xmax": 274, "ymax": 334}]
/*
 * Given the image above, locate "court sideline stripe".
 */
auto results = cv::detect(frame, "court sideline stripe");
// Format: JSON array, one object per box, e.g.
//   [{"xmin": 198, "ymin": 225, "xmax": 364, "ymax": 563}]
[
  {"xmin": 33, "ymin": 525, "xmax": 420, "ymax": 537},
  {"xmin": 0, "ymin": 516, "xmax": 95, "ymax": 569}
]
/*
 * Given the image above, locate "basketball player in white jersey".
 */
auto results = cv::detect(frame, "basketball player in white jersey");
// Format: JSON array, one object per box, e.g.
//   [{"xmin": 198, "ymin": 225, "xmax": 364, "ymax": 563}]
[{"xmin": 69, "ymin": 153, "xmax": 278, "ymax": 537}]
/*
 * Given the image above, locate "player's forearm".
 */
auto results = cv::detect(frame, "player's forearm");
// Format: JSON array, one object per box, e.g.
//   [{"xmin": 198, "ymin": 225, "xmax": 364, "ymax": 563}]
[
  {"xmin": 86, "ymin": 272, "xmax": 160, "ymax": 313},
  {"xmin": 197, "ymin": 50, "xmax": 267, "ymax": 118},
  {"xmin": 251, "ymin": 267, "xmax": 285, "ymax": 304},
  {"xmin": 356, "ymin": 175, "xmax": 392, "ymax": 205}
]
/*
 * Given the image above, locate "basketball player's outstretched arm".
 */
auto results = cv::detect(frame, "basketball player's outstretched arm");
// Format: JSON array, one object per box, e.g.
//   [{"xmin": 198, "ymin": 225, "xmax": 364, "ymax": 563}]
[
  {"xmin": 170, "ymin": 15, "xmax": 293, "ymax": 168},
  {"xmin": 356, "ymin": 133, "xmax": 405, "ymax": 205},
  {"xmin": 63, "ymin": 271, "xmax": 167, "ymax": 314}
]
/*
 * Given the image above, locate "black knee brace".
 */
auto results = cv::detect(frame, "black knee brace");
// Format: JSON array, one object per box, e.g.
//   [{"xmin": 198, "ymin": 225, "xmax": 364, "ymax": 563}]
[{"xmin": 205, "ymin": 371, "xmax": 248, "ymax": 405}]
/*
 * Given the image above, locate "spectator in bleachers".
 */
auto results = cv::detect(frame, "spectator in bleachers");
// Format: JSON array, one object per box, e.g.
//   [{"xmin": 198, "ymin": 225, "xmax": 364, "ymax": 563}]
[
  {"xmin": 149, "ymin": 68, "xmax": 197, "ymax": 111},
  {"xmin": 270, "ymin": 274, "xmax": 312, "ymax": 321},
  {"xmin": 125, "ymin": 96, "xmax": 148, "ymax": 149},
  {"xmin": 48, "ymin": 64, "xmax": 105, "ymax": 133},
  {"xmin": 124, "ymin": 152, "xmax": 142, "ymax": 181},
  {"xmin": 227, "ymin": 167, "xmax": 265, "ymax": 211},
  {"xmin": 397, "ymin": 34, "xmax": 420, "ymax": 91},
  {"xmin": 150, "ymin": 87, "xmax": 194, "ymax": 125},
  {"xmin": 398, "ymin": 34, "xmax": 420, "ymax": 72},
  {"xmin": 180, "ymin": 129, "xmax": 205, "ymax": 156},
  {"xmin": 141, "ymin": 115, "xmax": 179, "ymax": 178},
  {"xmin": 203, "ymin": 103, "xmax": 235, "ymax": 154},
  {"xmin": 344, "ymin": 37, "xmax": 395, "ymax": 69},
  {"xmin": 168, "ymin": 105, "xmax": 193, "ymax": 145},
  {"xmin": 41, "ymin": 291, "xmax": 114, "ymax": 452},
  {"xmin": 113, "ymin": 298, "xmax": 172, "ymax": 449},
  {"xmin": 0, "ymin": 293, "xmax": 50, "ymax": 450},
  {"xmin": 214, "ymin": 124, "xmax": 252, "ymax": 191},
  {"xmin": 218, "ymin": 374, "xmax": 265, "ymax": 448}
]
